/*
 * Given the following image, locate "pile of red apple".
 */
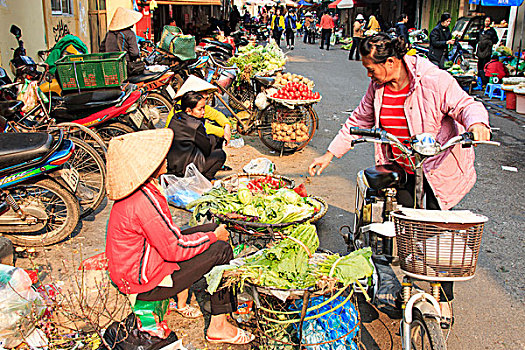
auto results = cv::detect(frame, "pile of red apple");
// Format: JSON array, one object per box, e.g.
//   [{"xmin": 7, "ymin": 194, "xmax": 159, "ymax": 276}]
[{"xmin": 272, "ymin": 82, "xmax": 321, "ymax": 101}]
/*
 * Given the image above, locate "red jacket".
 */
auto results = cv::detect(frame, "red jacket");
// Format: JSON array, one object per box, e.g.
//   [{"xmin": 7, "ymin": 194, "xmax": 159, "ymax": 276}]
[
  {"xmin": 105, "ymin": 181, "xmax": 217, "ymax": 294},
  {"xmin": 320, "ymin": 14, "xmax": 335, "ymax": 30}
]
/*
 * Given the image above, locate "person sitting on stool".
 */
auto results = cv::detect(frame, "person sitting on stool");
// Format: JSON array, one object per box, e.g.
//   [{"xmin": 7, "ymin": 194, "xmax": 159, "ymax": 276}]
[{"xmin": 167, "ymin": 92, "xmax": 226, "ymax": 180}]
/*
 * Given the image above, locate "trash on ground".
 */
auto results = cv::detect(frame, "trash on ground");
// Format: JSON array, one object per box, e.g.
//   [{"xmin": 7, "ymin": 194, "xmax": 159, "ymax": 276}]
[{"xmin": 501, "ymin": 166, "xmax": 518, "ymax": 172}]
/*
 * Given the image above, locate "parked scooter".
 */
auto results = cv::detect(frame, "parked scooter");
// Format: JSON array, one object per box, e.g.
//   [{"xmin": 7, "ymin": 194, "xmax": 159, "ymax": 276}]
[{"xmin": 0, "ymin": 126, "xmax": 80, "ymax": 246}]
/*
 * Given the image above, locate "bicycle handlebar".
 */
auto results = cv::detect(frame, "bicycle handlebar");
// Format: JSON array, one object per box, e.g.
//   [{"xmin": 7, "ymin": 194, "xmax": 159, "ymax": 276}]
[
  {"xmin": 349, "ymin": 127, "xmax": 499, "ymax": 158},
  {"xmin": 349, "ymin": 127, "xmax": 382, "ymax": 138},
  {"xmin": 205, "ymin": 50, "xmax": 238, "ymax": 71}
]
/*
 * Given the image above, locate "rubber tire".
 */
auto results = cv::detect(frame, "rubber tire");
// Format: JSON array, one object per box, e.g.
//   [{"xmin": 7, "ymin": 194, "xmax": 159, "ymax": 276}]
[
  {"xmin": 145, "ymin": 92, "xmax": 173, "ymax": 128},
  {"xmin": 69, "ymin": 137, "xmax": 106, "ymax": 218},
  {"xmin": 258, "ymin": 104, "xmax": 317, "ymax": 153},
  {"xmin": 96, "ymin": 122, "xmax": 135, "ymax": 145},
  {"xmin": 409, "ymin": 309, "xmax": 446, "ymax": 350},
  {"xmin": 5, "ymin": 178, "xmax": 80, "ymax": 247}
]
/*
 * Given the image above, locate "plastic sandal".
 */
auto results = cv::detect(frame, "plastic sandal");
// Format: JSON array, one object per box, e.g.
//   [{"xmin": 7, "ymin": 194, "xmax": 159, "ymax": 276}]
[
  {"xmin": 206, "ymin": 328, "xmax": 255, "ymax": 345},
  {"xmin": 173, "ymin": 305, "xmax": 203, "ymax": 319}
]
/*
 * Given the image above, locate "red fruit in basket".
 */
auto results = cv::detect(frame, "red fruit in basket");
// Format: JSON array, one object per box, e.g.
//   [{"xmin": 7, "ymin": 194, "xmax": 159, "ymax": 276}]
[
  {"xmin": 314, "ymin": 92, "xmax": 320, "ymax": 99},
  {"xmin": 294, "ymin": 184, "xmax": 308, "ymax": 197}
]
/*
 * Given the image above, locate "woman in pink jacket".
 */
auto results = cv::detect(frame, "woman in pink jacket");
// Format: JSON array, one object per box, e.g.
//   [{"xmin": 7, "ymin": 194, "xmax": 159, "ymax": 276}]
[{"xmin": 308, "ymin": 33, "xmax": 491, "ymax": 328}]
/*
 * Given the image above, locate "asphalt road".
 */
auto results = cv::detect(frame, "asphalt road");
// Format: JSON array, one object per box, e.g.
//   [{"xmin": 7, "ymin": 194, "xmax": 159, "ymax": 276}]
[{"xmin": 281, "ymin": 40, "xmax": 525, "ymax": 349}]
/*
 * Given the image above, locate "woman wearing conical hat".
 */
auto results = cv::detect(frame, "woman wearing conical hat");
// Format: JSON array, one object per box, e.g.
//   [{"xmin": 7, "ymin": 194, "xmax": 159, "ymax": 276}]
[
  {"xmin": 100, "ymin": 7, "xmax": 142, "ymax": 71},
  {"xmin": 105, "ymin": 129, "xmax": 255, "ymax": 345}
]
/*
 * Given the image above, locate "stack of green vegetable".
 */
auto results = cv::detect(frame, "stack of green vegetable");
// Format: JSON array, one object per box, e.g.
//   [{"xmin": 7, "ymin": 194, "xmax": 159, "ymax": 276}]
[
  {"xmin": 228, "ymin": 42, "xmax": 286, "ymax": 83},
  {"xmin": 236, "ymin": 223, "xmax": 320, "ymax": 289},
  {"xmin": 206, "ymin": 223, "xmax": 374, "ymax": 292},
  {"xmin": 187, "ymin": 185, "xmax": 322, "ymax": 226}
]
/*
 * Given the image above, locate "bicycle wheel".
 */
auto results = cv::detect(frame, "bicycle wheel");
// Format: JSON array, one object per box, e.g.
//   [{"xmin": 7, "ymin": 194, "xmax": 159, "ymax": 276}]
[
  {"xmin": 69, "ymin": 137, "xmax": 106, "ymax": 218},
  {"xmin": 96, "ymin": 122, "xmax": 135, "ymax": 145},
  {"xmin": 408, "ymin": 309, "xmax": 446, "ymax": 350},
  {"xmin": 258, "ymin": 104, "xmax": 317, "ymax": 153},
  {"xmin": 145, "ymin": 92, "xmax": 173, "ymax": 128},
  {"xmin": 55, "ymin": 122, "xmax": 107, "ymax": 159},
  {"xmin": 3, "ymin": 178, "xmax": 80, "ymax": 246}
]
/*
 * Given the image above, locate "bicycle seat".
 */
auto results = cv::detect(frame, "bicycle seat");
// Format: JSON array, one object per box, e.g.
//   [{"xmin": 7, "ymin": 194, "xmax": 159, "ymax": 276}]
[
  {"xmin": 0, "ymin": 101, "xmax": 24, "ymax": 118},
  {"xmin": 126, "ymin": 69, "xmax": 167, "ymax": 84},
  {"xmin": 0, "ymin": 133, "xmax": 53, "ymax": 170},
  {"xmin": 254, "ymin": 76, "xmax": 275, "ymax": 87},
  {"xmin": 364, "ymin": 164, "xmax": 406, "ymax": 191}
]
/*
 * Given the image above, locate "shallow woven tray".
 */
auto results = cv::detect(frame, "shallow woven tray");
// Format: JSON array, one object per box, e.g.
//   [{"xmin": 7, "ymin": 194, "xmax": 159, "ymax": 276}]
[
  {"xmin": 218, "ymin": 173, "xmax": 295, "ymax": 190},
  {"xmin": 268, "ymin": 95, "xmax": 322, "ymax": 105}
]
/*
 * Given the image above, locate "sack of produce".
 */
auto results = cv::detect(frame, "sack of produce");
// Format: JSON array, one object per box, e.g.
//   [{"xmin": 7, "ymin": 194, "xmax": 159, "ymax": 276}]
[
  {"xmin": 161, "ymin": 163, "xmax": 212, "ymax": 208},
  {"xmin": 157, "ymin": 26, "xmax": 196, "ymax": 61}
]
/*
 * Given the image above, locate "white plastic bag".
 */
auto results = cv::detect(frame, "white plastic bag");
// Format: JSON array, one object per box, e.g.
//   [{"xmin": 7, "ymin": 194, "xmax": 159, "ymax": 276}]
[
  {"xmin": 243, "ymin": 158, "xmax": 275, "ymax": 174},
  {"xmin": 160, "ymin": 164, "xmax": 212, "ymax": 208},
  {"xmin": 0, "ymin": 264, "xmax": 45, "ymax": 348}
]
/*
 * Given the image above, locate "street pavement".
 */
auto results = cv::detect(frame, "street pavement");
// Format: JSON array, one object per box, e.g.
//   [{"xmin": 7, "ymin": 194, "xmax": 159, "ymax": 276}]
[
  {"xmin": 22, "ymin": 38, "xmax": 524, "ymax": 349},
  {"xmin": 280, "ymin": 40, "xmax": 525, "ymax": 349}
]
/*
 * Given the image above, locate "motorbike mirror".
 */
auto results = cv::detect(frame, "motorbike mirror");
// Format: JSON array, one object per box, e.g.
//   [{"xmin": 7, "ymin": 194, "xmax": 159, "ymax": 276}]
[{"xmin": 10, "ymin": 25, "xmax": 22, "ymax": 38}]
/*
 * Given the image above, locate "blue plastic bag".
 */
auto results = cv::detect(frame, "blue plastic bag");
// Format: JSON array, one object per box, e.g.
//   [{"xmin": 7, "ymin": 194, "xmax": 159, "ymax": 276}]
[{"xmin": 289, "ymin": 294, "xmax": 359, "ymax": 350}]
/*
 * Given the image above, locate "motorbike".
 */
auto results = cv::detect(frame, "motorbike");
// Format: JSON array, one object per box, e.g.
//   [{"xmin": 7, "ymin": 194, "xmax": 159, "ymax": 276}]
[
  {"xmin": 1, "ymin": 98, "xmax": 107, "ymax": 219},
  {"xmin": 342, "ymin": 127, "xmax": 498, "ymax": 349},
  {"xmin": 0, "ymin": 125, "xmax": 80, "ymax": 246}
]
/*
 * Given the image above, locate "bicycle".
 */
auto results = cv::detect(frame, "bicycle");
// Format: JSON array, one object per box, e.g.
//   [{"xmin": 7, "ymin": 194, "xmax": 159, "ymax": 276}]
[
  {"xmin": 344, "ymin": 127, "xmax": 498, "ymax": 349},
  {"xmin": 204, "ymin": 53, "xmax": 319, "ymax": 154}
]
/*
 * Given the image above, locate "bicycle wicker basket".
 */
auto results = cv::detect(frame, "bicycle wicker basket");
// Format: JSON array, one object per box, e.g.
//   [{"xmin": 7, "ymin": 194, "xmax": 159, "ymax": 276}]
[
  {"xmin": 391, "ymin": 209, "xmax": 488, "ymax": 279},
  {"xmin": 269, "ymin": 104, "xmax": 314, "ymax": 143}
]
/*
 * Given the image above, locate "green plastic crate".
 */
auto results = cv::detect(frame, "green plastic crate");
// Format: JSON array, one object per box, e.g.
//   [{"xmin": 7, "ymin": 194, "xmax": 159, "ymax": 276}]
[{"xmin": 55, "ymin": 52, "xmax": 128, "ymax": 90}]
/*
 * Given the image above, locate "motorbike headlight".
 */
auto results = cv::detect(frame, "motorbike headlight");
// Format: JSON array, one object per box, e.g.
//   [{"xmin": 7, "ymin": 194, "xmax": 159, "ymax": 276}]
[{"xmin": 410, "ymin": 133, "xmax": 440, "ymax": 156}]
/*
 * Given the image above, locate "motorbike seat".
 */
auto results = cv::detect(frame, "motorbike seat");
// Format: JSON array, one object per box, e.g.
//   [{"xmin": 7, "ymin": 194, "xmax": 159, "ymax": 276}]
[
  {"xmin": 364, "ymin": 164, "xmax": 406, "ymax": 191},
  {"xmin": 127, "ymin": 69, "xmax": 167, "ymax": 84},
  {"xmin": 201, "ymin": 39, "xmax": 233, "ymax": 52},
  {"xmin": 254, "ymin": 76, "xmax": 275, "ymax": 87},
  {"xmin": 0, "ymin": 101, "xmax": 24, "ymax": 118},
  {"xmin": 0, "ymin": 133, "xmax": 53, "ymax": 170},
  {"xmin": 61, "ymin": 89, "xmax": 125, "ymax": 112}
]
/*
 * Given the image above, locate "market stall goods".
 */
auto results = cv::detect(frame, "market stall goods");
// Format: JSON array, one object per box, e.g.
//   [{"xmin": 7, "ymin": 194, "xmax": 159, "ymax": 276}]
[
  {"xmin": 187, "ymin": 184, "xmax": 323, "ymax": 226},
  {"xmin": 228, "ymin": 42, "xmax": 286, "ymax": 83},
  {"xmin": 271, "ymin": 121, "xmax": 310, "ymax": 143},
  {"xmin": 205, "ymin": 223, "xmax": 374, "ymax": 292},
  {"xmin": 273, "ymin": 72, "xmax": 315, "ymax": 90},
  {"xmin": 271, "ymin": 82, "xmax": 321, "ymax": 101}
]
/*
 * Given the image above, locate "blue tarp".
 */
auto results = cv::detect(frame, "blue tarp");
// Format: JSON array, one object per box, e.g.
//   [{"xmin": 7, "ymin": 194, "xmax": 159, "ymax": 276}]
[
  {"xmin": 469, "ymin": 0, "xmax": 524, "ymax": 6},
  {"xmin": 298, "ymin": 0, "xmax": 313, "ymax": 5}
]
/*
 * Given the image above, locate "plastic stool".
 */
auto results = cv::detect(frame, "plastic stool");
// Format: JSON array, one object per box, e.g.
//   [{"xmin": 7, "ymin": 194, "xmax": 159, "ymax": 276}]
[{"xmin": 484, "ymin": 83, "xmax": 506, "ymax": 100}]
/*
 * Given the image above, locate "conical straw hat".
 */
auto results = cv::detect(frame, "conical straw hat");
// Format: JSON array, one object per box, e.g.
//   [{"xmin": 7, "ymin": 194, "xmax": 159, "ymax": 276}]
[
  {"xmin": 109, "ymin": 7, "xmax": 143, "ymax": 31},
  {"xmin": 106, "ymin": 129, "xmax": 173, "ymax": 200},
  {"xmin": 175, "ymin": 75, "xmax": 218, "ymax": 99}
]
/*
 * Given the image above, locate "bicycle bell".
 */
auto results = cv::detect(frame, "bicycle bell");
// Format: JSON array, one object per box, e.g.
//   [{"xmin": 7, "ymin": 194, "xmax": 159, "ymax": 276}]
[{"xmin": 410, "ymin": 133, "xmax": 440, "ymax": 156}]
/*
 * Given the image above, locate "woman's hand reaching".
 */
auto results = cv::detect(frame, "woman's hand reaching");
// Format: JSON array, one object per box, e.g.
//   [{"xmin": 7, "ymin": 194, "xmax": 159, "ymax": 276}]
[
  {"xmin": 308, "ymin": 152, "xmax": 334, "ymax": 176},
  {"xmin": 213, "ymin": 224, "xmax": 230, "ymax": 241}
]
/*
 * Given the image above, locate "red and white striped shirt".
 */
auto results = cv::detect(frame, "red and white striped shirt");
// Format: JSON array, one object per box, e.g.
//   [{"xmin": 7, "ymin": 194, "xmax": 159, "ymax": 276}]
[{"xmin": 379, "ymin": 84, "xmax": 414, "ymax": 173}]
